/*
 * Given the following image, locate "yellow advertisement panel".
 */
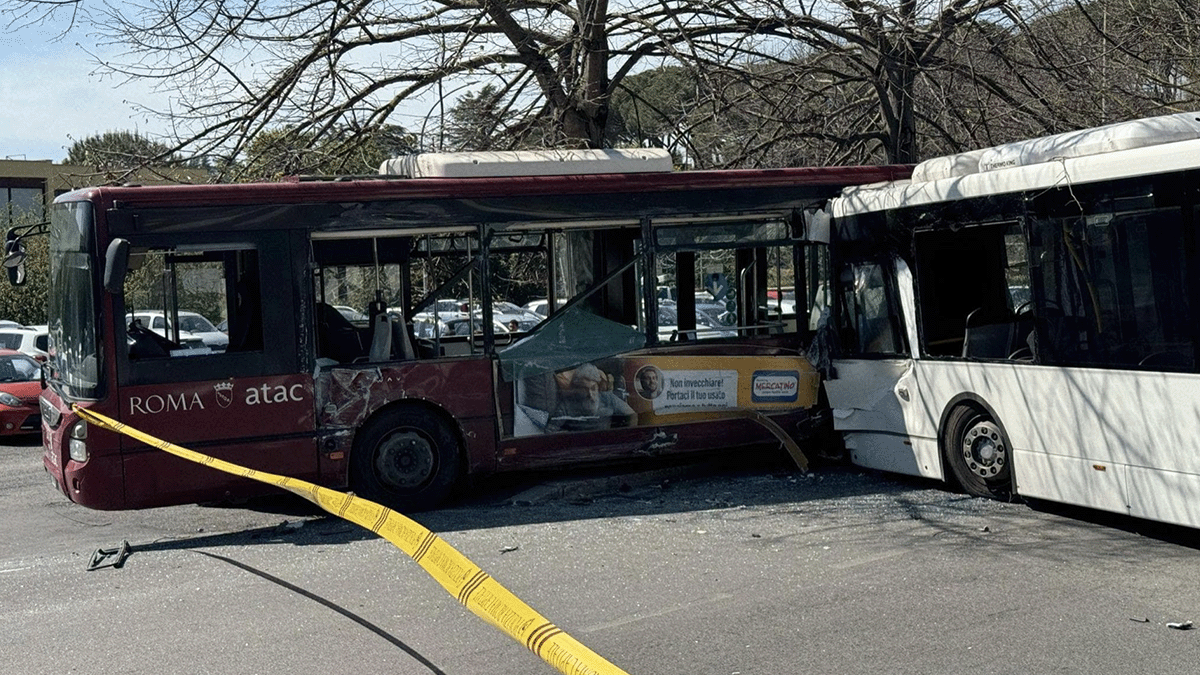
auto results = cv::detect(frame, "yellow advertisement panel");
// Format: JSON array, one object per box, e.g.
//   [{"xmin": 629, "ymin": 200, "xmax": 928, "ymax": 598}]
[
  {"xmin": 512, "ymin": 354, "xmax": 818, "ymax": 437},
  {"xmin": 621, "ymin": 354, "xmax": 819, "ymax": 423}
]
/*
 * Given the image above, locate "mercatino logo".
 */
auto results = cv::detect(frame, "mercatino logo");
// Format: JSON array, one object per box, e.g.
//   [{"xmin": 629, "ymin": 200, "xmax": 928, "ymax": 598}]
[{"xmin": 751, "ymin": 370, "xmax": 799, "ymax": 403}]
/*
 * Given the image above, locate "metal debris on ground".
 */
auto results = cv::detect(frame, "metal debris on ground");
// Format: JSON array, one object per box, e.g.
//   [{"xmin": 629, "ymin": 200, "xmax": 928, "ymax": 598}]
[{"xmin": 87, "ymin": 540, "xmax": 132, "ymax": 571}]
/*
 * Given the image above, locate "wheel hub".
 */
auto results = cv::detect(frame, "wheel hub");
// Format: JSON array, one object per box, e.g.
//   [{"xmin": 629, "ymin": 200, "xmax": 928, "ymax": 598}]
[
  {"xmin": 374, "ymin": 430, "xmax": 436, "ymax": 490},
  {"xmin": 961, "ymin": 420, "xmax": 1007, "ymax": 480}
]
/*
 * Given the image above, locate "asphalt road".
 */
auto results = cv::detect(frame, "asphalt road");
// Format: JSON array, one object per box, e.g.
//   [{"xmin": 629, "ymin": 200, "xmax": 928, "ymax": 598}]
[{"xmin": 3, "ymin": 436, "xmax": 1200, "ymax": 675}]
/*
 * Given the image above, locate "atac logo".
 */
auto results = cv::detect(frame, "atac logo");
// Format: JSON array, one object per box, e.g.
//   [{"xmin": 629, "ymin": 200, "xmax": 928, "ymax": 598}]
[{"xmin": 214, "ymin": 381, "xmax": 234, "ymax": 408}]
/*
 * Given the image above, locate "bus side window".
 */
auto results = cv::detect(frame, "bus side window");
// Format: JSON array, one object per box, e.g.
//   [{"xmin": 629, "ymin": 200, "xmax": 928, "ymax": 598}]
[
  {"xmin": 122, "ymin": 246, "xmax": 261, "ymax": 359},
  {"xmin": 839, "ymin": 261, "xmax": 904, "ymax": 355}
]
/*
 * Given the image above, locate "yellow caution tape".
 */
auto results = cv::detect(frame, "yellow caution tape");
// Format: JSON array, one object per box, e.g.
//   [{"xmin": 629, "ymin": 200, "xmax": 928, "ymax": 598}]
[{"xmin": 72, "ymin": 405, "xmax": 630, "ymax": 675}]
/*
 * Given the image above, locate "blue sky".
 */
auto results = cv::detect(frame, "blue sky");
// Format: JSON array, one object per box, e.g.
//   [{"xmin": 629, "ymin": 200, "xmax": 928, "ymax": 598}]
[{"xmin": 0, "ymin": 21, "xmax": 169, "ymax": 162}]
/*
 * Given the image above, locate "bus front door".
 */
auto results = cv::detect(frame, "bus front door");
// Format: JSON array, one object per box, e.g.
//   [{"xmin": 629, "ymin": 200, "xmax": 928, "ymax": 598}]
[{"xmin": 824, "ymin": 258, "xmax": 937, "ymax": 479}]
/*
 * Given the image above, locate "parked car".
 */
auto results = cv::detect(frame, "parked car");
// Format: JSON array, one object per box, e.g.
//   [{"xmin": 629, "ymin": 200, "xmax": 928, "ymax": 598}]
[
  {"xmin": 0, "ymin": 320, "xmax": 24, "ymax": 329},
  {"xmin": 0, "ymin": 349, "xmax": 42, "ymax": 436},
  {"xmin": 0, "ymin": 327, "xmax": 49, "ymax": 361},
  {"xmin": 410, "ymin": 314, "xmax": 513, "ymax": 341},
  {"xmin": 522, "ymin": 298, "xmax": 570, "ymax": 317},
  {"xmin": 410, "ymin": 313, "xmax": 448, "ymax": 340},
  {"xmin": 657, "ymin": 304, "xmax": 738, "ymax": 341},
  {"xmin": 490, "ymin": 302, "xmax": 543, "ymax": 331},
  {"xmin": 127, "ymin": 310, "xmax": 230, "ymax": 353},
  {"xmin": 766, "ymin": 289, "xmax": 797, "ymax": 315},
  {"xmin": 444, "ymin": 317, "xmax": 513, "ymax": 338}
]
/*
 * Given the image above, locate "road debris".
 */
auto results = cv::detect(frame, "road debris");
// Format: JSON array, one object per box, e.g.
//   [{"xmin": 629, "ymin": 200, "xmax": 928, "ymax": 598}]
[{"xmin": 86, "ymin": 540, "xmax": 131, "ymax": 571}]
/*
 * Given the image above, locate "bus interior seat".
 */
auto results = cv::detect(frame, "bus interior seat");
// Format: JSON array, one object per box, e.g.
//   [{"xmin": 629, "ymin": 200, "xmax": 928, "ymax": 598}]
[
  {"xmin": 1011, "ymin": 312, "xmax": 1037, "ymax": 360},
  {"xmin": 368, "ymin": 312, "xmax": 392, "ymax": 362},
  {"xmin": 127, "ymin": 320, "xmax": 172, "ymax": 359},
  {"xmin": 391, "ymin": 316, "xmax": 416, "ymax": 360},
  {"xmin": 316, "ymin": 302, "xmax": 365, "ymax": 363},
  {"xmin": 515, "ymin": 371, "xmax": 558, "ymax": 433},
  {"xmin": 962, "ymin": 307, "xmax": 1017, "ymax": 359},
  {"xmin": 228, "ymin": 275, "xmax": 263, "ymax": 352}
]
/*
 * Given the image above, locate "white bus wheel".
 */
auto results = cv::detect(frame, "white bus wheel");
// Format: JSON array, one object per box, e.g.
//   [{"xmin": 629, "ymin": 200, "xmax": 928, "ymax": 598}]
[{"xmin": 943, "ymin": 404, "xmax": 1012, "ymax": 500}]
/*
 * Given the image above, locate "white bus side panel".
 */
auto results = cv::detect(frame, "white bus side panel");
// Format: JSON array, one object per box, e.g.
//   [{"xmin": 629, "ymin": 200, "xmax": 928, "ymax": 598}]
[
  {"xmin": 1010, "ymin": 450, "xmax": 1130, "ymax": 516},
  {"xmin": 1126, "ymin": 466, "xmax": 1200, "ymax": 529},
  {"xmin": 826, "ymin": 358, "xmax": 943, "ymax": 480},
  {"xmin": 910, "ymin": 361, "xmax": 1200, "ymax": 528}
]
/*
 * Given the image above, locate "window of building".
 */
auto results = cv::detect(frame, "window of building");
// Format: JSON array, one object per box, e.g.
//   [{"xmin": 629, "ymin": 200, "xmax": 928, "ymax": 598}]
[{"xmin": 1, "ymin": 180, "xmax": 45, "ymax": 226}]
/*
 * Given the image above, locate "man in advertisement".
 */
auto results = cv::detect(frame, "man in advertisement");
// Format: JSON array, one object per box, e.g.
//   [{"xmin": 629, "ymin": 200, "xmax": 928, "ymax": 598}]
[{"xmin": 547, "ymin": 363, "xmax": 636, "ymax": 432}]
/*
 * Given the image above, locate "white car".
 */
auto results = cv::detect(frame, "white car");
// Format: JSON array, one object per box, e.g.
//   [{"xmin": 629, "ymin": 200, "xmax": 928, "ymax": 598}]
[
  {"xmin": 490, "ymin": 302, "xmax": 543, "ymax": 332},
  {"xmin": 656, "ymin": 305, "xmax": 737, "ymax": 341},
  {"xmin": 522, "ymin": 298, "xmax": 570, "ymax": 317},
  {"xmin": 0, "ymin": 327, "xmax": 49, "ymax": 360},
  {"xmin": 127, "ymin": 311, "xmax": 229, "ymax": 353}
]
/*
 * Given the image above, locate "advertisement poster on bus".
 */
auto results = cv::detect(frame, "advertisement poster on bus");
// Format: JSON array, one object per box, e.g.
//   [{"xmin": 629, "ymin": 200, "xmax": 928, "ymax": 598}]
[{"xmin": 512, "ymin": 354, "xmax": 818, "ymax": 437}]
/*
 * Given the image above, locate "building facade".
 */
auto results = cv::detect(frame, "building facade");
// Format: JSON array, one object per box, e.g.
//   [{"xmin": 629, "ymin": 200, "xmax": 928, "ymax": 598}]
[{"xmin": 1, "ymin": 159, "xmax": 208, "ymax": 227}]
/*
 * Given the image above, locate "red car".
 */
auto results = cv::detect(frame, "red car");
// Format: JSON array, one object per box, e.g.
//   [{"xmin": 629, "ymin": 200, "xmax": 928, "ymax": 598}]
[{"xmin": 0, "ymin": 349, "xmax": 42, "ymax": 436}]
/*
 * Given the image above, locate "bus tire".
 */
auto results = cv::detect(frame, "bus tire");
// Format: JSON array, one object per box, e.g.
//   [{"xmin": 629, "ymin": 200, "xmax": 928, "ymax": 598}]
[
  {"xmin": 350, "ymin": 406, "xmax": 461, "ymax": 511},
  {"xmin": 942, "ymin": 403, "xmax": 1012, "ymax": 500}
]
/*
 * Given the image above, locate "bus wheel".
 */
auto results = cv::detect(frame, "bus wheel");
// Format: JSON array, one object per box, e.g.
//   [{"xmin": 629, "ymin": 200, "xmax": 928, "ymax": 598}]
[
  {"xmin": 350, "ymin": 407, "xmax": 461, "ymax": 511},
  {"xmin": 943, "ymin": 404, "xmax": 1012, "ymax": 500}
]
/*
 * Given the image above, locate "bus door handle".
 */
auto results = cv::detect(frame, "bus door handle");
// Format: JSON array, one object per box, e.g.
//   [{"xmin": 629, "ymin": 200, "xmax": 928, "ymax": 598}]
[{"xmin": 895, "ymin": 385, "xmax": 911, "ymax": 401}]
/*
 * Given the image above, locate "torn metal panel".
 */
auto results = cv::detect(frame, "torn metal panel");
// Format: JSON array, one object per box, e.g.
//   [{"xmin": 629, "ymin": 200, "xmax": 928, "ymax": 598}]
[
  {"xmin": 315, "ymin": 359, "xmax": 496, "ymax": 430},
  {"xmin": 824, "ymin": 359, "xmax": 914, "ymax": 433}
]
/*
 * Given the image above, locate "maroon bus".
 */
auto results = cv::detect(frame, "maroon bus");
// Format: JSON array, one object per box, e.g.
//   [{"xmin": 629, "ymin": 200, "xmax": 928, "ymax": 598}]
[{"xmin": 26, "ymin": 149, "xmax": 908, "ymax": 511}]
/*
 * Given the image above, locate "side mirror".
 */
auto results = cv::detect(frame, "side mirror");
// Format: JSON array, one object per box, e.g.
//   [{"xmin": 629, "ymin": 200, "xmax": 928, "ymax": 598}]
[
  {"xmin": 4, "ymin": 231, "xmax": 26, "ymax": 286},
  {"xmin": 103, "ymin": 238, "xmax": 130, "ymax": 294}
]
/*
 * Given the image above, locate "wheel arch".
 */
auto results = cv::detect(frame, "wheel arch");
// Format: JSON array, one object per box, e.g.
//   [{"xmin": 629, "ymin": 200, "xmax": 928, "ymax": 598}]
[
  {"xmin": 350, "ymin": 398, "xmax": 469, "ymax": 482},
  {"xmin": 936, "ymin": 392, "xmax": 1013, "ymax": 489}
]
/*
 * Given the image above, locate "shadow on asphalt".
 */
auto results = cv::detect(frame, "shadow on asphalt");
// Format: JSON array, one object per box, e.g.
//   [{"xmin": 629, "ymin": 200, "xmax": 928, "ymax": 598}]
[
  {"xmin": 140, "ymin": 449, "xmax": 945, "ymax": 553},
  {"xmin": 2, "ymin": 433, "xmax": 42, "ymax": 447},
  {"xmin": 1024, "ymin": 498, "xmax": 1200, "ymax": 550},
  {"xmin": 129, "ymin": 447, "xmax": 1200, "ymax": 555}
]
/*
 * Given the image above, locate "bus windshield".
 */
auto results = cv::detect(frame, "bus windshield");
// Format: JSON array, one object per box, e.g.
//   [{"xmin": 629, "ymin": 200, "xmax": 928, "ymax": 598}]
[{"xmin": 47, "ymin": 201, "xmax": 100, "ymax": 400}]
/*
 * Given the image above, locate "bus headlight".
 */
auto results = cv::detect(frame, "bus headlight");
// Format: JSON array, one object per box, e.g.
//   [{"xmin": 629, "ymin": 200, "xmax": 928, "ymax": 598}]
[
  {"xmin": 0, "ymin": 392, "xmax": 20, "ymax": 407},
  {"xmin": 68, "ymin": 420, "xmax": 88, "ymax": 462}
]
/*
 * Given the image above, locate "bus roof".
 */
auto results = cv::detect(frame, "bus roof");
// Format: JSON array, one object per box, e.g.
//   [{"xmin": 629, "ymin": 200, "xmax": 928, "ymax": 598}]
[
  {"xmin": 834, "ymin": 111, "xmax": 1200, "ymax": 217},
  {"xmin": 56, "ymin": 162, "xmax": 912, "ymax": 212}
]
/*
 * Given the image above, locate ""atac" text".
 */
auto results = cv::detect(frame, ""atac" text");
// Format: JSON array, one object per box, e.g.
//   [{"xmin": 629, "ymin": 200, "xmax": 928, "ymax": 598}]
[{"xmin": 129, "ymin": 384, "xmax": 305, "ymax": 415}]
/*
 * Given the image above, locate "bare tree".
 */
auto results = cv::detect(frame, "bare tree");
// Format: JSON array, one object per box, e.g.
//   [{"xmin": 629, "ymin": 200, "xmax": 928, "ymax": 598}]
[
  {"xmin": 670, "ymin": 0, "xmax": 1200, "ymax": 166},
  {"xmin": 3, "ymin": 1, "xmax": 728, "ymax": 178},
  {"xmin": 7, "ymin": 0, "xmax": 1194, "ymax": 174},
  {"xmin": 1063, "ymin": 0, "xmax": 1200, "ymax": 114},
  {"xmin": 652, "ymin": 0, "xmax": 1087, "ymax": 165}
]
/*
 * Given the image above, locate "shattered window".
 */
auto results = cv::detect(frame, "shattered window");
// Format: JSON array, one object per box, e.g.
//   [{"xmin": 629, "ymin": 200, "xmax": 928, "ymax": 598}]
[{"xmin": 840, "ymin": 261, "xmax": 903, "ymax": 355}]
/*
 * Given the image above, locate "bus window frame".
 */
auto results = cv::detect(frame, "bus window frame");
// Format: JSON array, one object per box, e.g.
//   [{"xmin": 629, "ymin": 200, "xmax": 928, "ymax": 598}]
[{"xmin": 113, "ymin": 230, "xmax": 301, "ymax": 387}]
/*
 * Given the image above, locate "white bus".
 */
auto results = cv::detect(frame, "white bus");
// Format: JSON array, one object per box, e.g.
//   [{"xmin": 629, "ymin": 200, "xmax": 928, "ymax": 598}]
[{"xmin": 823, "ymin": 111, "xmax": 1200, "ymax": 528}]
